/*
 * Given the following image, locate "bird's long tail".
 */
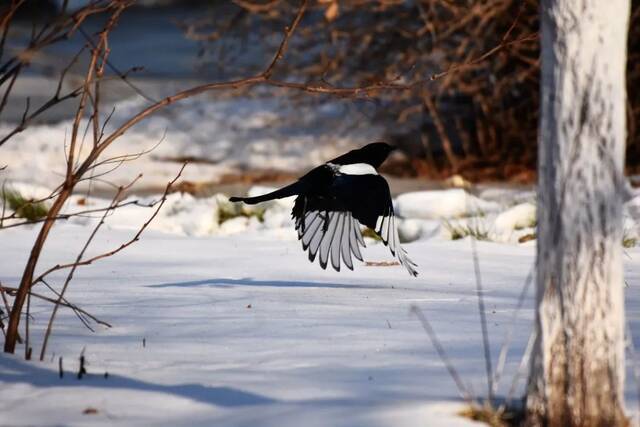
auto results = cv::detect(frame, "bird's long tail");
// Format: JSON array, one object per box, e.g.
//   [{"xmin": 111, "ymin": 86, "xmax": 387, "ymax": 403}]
[{"xmin": 229, "ymin": 182, "xmax": 302, "ymax": 205}]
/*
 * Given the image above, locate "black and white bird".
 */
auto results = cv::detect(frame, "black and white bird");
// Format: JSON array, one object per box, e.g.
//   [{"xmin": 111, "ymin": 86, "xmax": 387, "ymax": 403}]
[{"xmin": 229, "ymin": 142, "xmax": 418, "ymax": 276}]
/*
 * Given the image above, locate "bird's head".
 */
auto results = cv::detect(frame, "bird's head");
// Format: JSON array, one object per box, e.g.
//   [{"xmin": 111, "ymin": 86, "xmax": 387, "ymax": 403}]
[{"xmin": 358, "ymin": 142, "xmax": 396, "ymax": 169}]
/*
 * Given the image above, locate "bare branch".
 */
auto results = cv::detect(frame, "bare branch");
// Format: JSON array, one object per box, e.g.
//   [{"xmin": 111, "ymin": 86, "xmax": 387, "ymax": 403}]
[
  {"xmin": 39, "ymin": 169, "xmax": 138, "ymax": 360},
  {"xmin": 430, "ymin": 32, "xmax": 538, "ymax": 81},
  {"xmin": 38, "ymin": 279, "xmax": 94, "ymax": 331},
  {"xmin": 78, "ymin": 25, "xmax": 156, "ymax": 103},
  {"xmin": 0, "ymin": 284, "xmax": 111, "ymax": 330},
  {"xmin": 31, "ymin": 166, "xmax": 184, "ymax": 291},
  {"xmin": 262, "ymin": 0, "xmax": 308, "ymax": 78}
]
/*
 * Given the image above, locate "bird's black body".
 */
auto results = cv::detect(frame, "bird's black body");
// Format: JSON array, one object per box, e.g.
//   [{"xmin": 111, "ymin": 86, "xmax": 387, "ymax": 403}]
[{"xmin": 229, "ymin": 142, "xmax": 418, "ymax": 276}]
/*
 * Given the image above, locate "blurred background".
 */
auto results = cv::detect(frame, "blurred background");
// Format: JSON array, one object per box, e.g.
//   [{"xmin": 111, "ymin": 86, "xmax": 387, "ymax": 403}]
[{"xmin": 1, "ymin": 0, "xmax": 639, "ymax": 195}]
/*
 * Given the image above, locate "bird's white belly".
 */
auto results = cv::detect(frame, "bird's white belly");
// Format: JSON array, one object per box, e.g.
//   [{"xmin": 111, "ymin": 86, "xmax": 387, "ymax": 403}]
[{"xmin": 337, "ymin": 163, "xmax": 378, "ymax": 175}]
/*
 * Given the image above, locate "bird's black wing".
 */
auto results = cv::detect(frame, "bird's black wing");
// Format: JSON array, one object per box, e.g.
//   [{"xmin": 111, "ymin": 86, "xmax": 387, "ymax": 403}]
[
  {"xmin": 292, "ymin": 196, "xmax": 366, "ymax": 272},
  {"xmin": 332, "ymin": 174, "xmax": 418, "ymax": 277},
  {"xmin": 292, "ymin": 174, "xmax": 418, "ymax": 276},
  {"xmin": 230, "ymin": 163, "xmax": 334, "ymax": 205}
]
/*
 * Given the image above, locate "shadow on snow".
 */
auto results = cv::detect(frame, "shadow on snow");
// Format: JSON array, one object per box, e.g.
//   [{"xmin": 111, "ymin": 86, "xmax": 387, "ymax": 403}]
[
  {"xmin": 147, "ymin": 278, "xmax": 381, "ymax": 290},
  {"xmin": 0, "ymin": 354, "xmax": 276, "ymax": 407}
]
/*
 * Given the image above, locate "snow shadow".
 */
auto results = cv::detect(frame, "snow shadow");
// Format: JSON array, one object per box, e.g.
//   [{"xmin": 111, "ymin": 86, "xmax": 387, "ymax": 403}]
[
  {"xmin": 147, "ymin": 278, "xmax": 380, "ymax": 290},
  {"xmin": 0, "ymin": 354, "xmax": 276, "ymax": 407}
]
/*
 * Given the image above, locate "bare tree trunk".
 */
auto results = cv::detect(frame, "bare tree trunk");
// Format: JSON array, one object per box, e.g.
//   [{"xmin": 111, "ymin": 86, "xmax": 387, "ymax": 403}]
[
  {"xmin": 4, "ymin": 188, "xmax": 70, "ymax": 353},
  {"xmin": 526, "ymin": 0, "xmax": 630, "ymax": 426}
]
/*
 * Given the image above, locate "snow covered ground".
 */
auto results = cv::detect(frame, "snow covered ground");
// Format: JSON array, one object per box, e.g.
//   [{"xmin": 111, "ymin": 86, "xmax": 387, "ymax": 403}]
[
  {"xmin": 0, "ymin": 225, "xmax": 532, "ymax": 427},
  {"xmin": 0, "ymin": 94, "xmax": 382, "ymax": 191},
  {"xmin": 2, "ymin": 185, "xmax": 640, "ymax": 426},
  {"xmin": 1, "ymin": 181, "xmax": 543, "ymax": 244},
  {"xmin": 2, "ymin": 90, "xmax": 640, "ymax": 424}
]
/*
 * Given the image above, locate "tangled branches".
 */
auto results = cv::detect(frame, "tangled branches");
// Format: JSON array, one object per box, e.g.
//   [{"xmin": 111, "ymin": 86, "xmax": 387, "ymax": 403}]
[{"xmin": 182, "ymin": 0, "xmax": 640, "ymax": 180}]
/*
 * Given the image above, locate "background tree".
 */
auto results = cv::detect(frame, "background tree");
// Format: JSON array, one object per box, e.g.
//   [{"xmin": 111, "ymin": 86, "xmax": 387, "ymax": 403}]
[
  {"xmin": 182, "ymin": 0, "xmax": 640, "ymax": 182},
  {"xmin": 525, "ymin": 0, "xmax": 630, "ymax": 425}
]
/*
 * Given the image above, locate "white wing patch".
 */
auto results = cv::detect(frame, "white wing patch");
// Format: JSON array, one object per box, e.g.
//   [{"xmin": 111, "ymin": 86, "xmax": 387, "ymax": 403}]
[
  {"xmin": 337, "ymin": 163, "xmax": 378, "ymax": 176},
  {"xmin": 296, "ymin": 210, "xmax": 366, "ymax": 272},
  {"xmin": 375, "ymin": 212, "xmax": 419, "ymax": 277}
]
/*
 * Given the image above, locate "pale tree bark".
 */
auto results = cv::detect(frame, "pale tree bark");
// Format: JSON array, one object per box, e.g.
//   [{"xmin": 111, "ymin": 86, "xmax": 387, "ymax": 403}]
[{"xmin": 526, "ymin": 0, "xmax": 630, "ymax": 426}]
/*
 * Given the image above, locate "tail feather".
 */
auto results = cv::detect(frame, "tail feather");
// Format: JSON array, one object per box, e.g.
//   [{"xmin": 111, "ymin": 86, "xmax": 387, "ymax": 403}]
[{"xmin": 229, "ymin": 182, "xmax": 301, "ymax": 205}]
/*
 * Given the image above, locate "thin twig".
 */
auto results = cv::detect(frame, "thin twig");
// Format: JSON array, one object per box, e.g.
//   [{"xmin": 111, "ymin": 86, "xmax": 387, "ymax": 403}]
[
  {"xmin": 492, "ymin": 264, "xmax": 534, "ymax": 394},
  {"xmin": 411, "ymin": 305, "xmax": 475, "ymax": 404},
  {"xmin": 78, "ymin": 25, "xmax": 156, "ymax": 103},
  {"xmin": 421, "ymin": 89, "xmax": 458, "ymax": 170},
  {"xmin": 626, "ymin": 321, "xmax": 640, "ymax": 427},
  {"xmin": 0, "ymin": 284, "xmax": 111, "ymax": 329},
  {"xmin": 39, "ymin": 186, "xmax": 121, "ymax": 359},
  {"xmin": 470, "ymin": 237, "xmax": 494, "ymax": 401},
  {"xmin": 24, "ymin": 288, "xmax": 30, "ymax": 359},
  {"xmin": 505, "ymin": 329, "xmax": 536, "ymax": 406},
  {"xmin": 38, "ymin": 164, "xmax": 184, "ymax": 360},
  {"xmin": 430, "ymin": 33, "xmax": 538, "ymax": 81},
  {"xmin": 38, "ymin": 171, "xmax": 141, "ymax": 360},
  {"xmin": 262, "ymin": 0, "xmax": 307, "ymax": 78},
  {"xmin": 0, "ymin": 180, "xmax": 6, "ymax": 228},
  {"xmin": 2, "ymin": 197, "xmax": 161, "ymax": 230},
  {"xmin": 38, "ymin": 279, "xmax": 96, "ymax": 331}
]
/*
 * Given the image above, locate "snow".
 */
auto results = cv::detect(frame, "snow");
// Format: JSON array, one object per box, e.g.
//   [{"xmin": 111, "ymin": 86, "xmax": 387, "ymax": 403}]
[
  {"xmin": 3, "ymin": 173, "xmax": 640, "ymax": 425},
  {"xmin": 2, "ymin": 222, "xmax": 640, "ymax": 426},
  {"xmin": 0, "ymin": 224, "xmax": 529, "ymax": 426},
  {"xmin": 493, "ymin": 203, "xmax": 536, "ymax": 232},
  {"xmin": 490, "ymin": 203, "xmax": 537, "ymax": 243},
  {"xmin": 0, "ymin": 182, "xmax": 544, "ymax": 246},
  {"xmin": 0, "ymin": 96, "xmax": 381, "ymax": 191},
  {"xmin": 3, "ymin": 183, "xmax": 638, "ymax": 247},
  {"xmin": 394, "ymin": 189, "xmax": 502, "ymax": 220}
]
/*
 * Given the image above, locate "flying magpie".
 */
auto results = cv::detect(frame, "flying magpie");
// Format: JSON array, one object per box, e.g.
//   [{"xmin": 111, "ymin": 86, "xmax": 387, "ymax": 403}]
[{"xmin": 229, "ymin": 142, "xmax": 418, "ymax": 276}]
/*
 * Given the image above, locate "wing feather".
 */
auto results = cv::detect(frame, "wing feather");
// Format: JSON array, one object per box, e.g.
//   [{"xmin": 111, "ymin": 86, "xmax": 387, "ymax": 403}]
[
  {"xmin": 292, "ymin": 174, "xmax": 418, "ymax": 276},
  {"xmin": 330, "ymin": 213, "xmax": 346, "ymax": 271},
  {"xmin": 333, "ymin": 175, "xmax": 418, "ymax": 277},
  {"xmin": 340, "ymin": 213, "xmax": 355, "ymax": 270},
  {"xmin": 301, "ymin": 211, "xmax": 325, "ymax": 249},
  {"xmin": 319, "ymin": 212, "xmax": 340, "ymax": 269},
  {"xmin": 308, "ymin": 213, "xmax": 328, "ymax": 262},
  {"xmin": 354, "ymin": 222, "xmax": 366, "ymax": 248}
]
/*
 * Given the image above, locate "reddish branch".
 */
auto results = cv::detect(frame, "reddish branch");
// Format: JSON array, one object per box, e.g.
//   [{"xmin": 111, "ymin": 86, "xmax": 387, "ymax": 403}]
[
  {"xmin": 1, "ymin": 0, "xmax": 548, "ymax": 354},
  {"xmin": 3, "ymin": 2, "xmax": 132, "ymax": 353},
  {"xmin": 180, "ymin": 0, "xmax": 551, "ymax": 177},
  {"xmin": 0, "ymin": 285, "xmax": 111, "ymax": 330},
  {"xmin": 38, "ymin": 165, "xmax": 183, "ymax": 360},
  {"xmin": 0, "ymin": 2, "xmax": 113, "ymax": 144}
]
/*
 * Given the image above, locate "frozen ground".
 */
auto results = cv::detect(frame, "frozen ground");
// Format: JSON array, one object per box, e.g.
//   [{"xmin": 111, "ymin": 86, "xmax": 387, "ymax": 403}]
[
  {"xmin": 1, "ymin": 182, "xmax": 542, "ymax": 244},
  {"xmin": 0, "ymin": 225, "xmax": 534, "ymax": 427},
  {"xmin": 2, "ymin": 186, "xmax": 640, "ymax": 426},
  {"xmin": 0, "ymin": 93, "xmax": 383, "ymax": 192}
]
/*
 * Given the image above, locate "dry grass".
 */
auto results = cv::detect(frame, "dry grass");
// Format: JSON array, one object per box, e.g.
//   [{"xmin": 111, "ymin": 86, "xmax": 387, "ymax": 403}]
[
  {"xmin": 443, "ymin": 219, "xmax": 489, "ymax": 241},
  {"xmin": 218, "ymin": 205, "xmax": 265, "ymax": 224},
  {"xmin": 2, "ymin": 188, "xmax": 49, "ymax": 221},
  {"xmin": 459, "ymin": 402, "xmax": 523, "ymax": 427}
]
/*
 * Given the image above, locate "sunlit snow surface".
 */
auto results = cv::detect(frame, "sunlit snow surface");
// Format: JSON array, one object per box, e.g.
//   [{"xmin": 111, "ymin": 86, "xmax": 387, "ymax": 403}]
[
  {"xmin": 2, "ymin": 214, "xmax": 640, "ymax": 425},
  {"xmin": 0, "ymin": 95, "xmax": 382, "ymax": 190},
  {"xmin": 3, "ymin": 95, "xmax": 640, "ymax": 424},
  {"xmin": 1, "ymin": 226, "xmax": 530, "ymax": 427}
]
